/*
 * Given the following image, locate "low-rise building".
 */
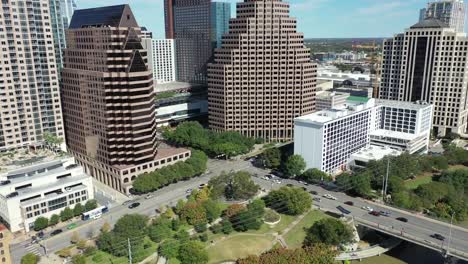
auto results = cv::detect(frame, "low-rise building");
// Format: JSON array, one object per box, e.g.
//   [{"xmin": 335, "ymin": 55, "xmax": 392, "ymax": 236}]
[
  {"xmin": 316, "ymin": 91, "xmax": 350, "ymax": 111},
  {"xmin": 156, "ymin": 93, "xmax": 208, "ymax": 127},
  {"xmin": 349, "ymin": 145, "xmax": 402, "ymax": 168},
  {"xmin": 0, "ymin": 157, "xmax": 94, "ymax": 232},
  {"xmin": 0, "ymin": 224, "xmax": 11, "ymax": 264},
  {"xmin": 294, "ymin": 97, "xmax": 433, "ymax": 174}
]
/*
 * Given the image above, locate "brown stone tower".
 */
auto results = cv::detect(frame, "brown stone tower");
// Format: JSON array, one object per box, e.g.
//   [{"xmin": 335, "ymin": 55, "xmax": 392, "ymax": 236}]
[{"xmin": 208, "ymin": 0, "xmax": 316, "ymax": 141}]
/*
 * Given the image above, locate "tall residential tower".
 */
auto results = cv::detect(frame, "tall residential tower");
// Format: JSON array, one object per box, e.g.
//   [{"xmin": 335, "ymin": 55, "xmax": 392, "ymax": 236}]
[
  {"xmin": 379, "ymin": 19, "xmax": 468, "ymax": 136},
  {"xmin": 50, "ymin": 0, "xmax": 77, "ymax": 71},
  {"xmin": 0, "ymin": 0, "xmax": 65, "ymax": 151},
  {"xmin": 208, "ymin": 0, "xmax": 316, "ymax": 141}
]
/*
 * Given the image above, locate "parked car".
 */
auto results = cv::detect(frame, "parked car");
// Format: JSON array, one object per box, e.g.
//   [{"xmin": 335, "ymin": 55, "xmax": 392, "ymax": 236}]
[
  {"xmin": 50, "ymin": 229, "xmax": 63, "ymax": 236},
  {"xmin": 431, "ymin": 233, "xmax": 446, "ymax": 241},
  {"xmin": 361, "ymin": 206, "xmax": 373, "ymax": 212},
  {"xmin": 310, "ymin": 190, "xmax": 318, "ymax": 195},
  {"xmin": 122, "ymin": 200, "xmax": 133, "ymax": 206},
  {"xmin": 37, "ymin": 231, "xmax": 44, "ymax": 239},
  {"xmin": 396, "ymin": 217, "xmax": 408, "ymax": 223},
  {"xmin": 128, "ymin": 202, "xmax": 140, "ymax": 209},
  {"xmin": 67, "ymin": 223, "xmax": 77, "ymax": 230},
  {"xmin": 344, "ymin": 201, "xmax": 354, "ymax": 206},
  {"xmin": 369, "ymin": 211, "xmax": 380, "ymax": 216},
  {"xmin": 323, "ymin": 194, "xmax": 337, "ymax": 200}
]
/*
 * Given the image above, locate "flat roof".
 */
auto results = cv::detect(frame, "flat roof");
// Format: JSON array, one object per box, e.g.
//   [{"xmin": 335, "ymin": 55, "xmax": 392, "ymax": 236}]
[
  {"xmin": 295, "ymin": 99, "xmax": 374, "ymax": 124},
  {"xmin": 347, "ymin": 96, "xmax": 369, "ymax": 103},
  {"xmin": 370, "ymin": 129, "xmax": 419, "ymax": 141},
  {"xmin": 155, "ymin": 82, "xmax": 206, "ymax": 92},
  {"xmin": 376, "ymin": 99, "xmax": 432, "ymax": 111},
  {"xmin": 351, "ymin": 145, "xmax": 402, "ymax": 162}
]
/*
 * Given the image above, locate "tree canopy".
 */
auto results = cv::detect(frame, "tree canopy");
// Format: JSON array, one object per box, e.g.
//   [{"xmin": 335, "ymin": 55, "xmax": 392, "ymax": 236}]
[
  {"xmin": 178, "ymin": 241, "xmax": 209, "ymax": 264},
  {"xmin": 257, "ymin": 148, "xmax": 281, "ymax": 169},
  {"xmin": 304, "ymin": 218, "xmax": 354, "ymax": 247},
  {"xmin": 237, "ymin": 244, "xmax": 337, "ymax": 264},
  {"xmin": 263, "ymin": 186, "xmax": 312, "ymax": 215},
  {"xmin": 283, "ymin": 155, "xmax": 306, "ymax": 178},
  {"xmin": 208, "ymin": 171, "xmax": 260, "ymax": 201}
]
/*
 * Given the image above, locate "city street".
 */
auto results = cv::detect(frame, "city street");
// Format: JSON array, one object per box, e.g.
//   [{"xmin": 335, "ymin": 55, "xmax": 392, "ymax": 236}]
[{"xmin": 10, "ymin": 158, "xmax": 468, "ymax": 263}]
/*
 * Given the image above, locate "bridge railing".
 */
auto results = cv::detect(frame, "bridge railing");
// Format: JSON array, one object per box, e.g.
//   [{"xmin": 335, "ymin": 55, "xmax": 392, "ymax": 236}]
[{"xmin": 354, "ymin": 217, "xmax": 468, "ymax": 261}]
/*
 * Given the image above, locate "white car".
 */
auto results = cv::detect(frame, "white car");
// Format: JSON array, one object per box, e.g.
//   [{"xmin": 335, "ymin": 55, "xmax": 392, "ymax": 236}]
[
  {"xmin": 361, "ymin": 206, "xmax": 373, "ymax": 212},
  {"xmin": 145, "ymin": 194, "xmax": 154, "ymax": 200},
  {"xmin": 323, "ymin": 194, "xmax": 337, "ymax": 200},
  {"xmin": 185, "ymin": 188, "xmax": 193, "ymax": 194}
]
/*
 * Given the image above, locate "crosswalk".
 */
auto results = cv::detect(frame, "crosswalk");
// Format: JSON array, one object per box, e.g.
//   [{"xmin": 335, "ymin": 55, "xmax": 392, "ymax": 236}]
[{"xmin": 24, "ymin": 244, "xmax": 41, "ymax": 256}]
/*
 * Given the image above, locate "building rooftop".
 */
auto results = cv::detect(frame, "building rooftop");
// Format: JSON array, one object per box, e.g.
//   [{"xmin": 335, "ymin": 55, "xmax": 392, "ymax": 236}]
[
  {"xmin": 316, "ymin": 91, "xmax": 349, "ymax": 99},
  {"xmin": 370, "ymin": 129, "xmax": 419, "ymax": 141},
  {"xmin": 0, "ymin": 149, "xmax": 69, "ymax": 173},
  {"xmin": 351, "ymin": 145, "xmax": 402, "ymax": 163},
  {"xmin": 155, "ymin": 82, "xmax": 207, "ymax": 93},
  {"xmin": 410, "ymin": 18, "xmax": 448, "ymax": 29},
  {"xmin": 347, "ymin": 96, "xmax": 369, "ymax": 103},
  {"xmin": 375, "ymin": 99, "xmax": 432, "ymax": 111},
  {"xmin": 70, "ymin": 4, "xmax": 138, "ymax": 29}
]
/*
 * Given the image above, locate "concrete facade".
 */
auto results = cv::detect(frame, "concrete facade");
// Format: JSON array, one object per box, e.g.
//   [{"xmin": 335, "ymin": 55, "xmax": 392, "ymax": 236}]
[
  {"xmin": 0, "ymin": 158, "xmax": 94, "ymax": 232},
  {"xmin": 143, "ymin": 39, "xmax": 177, "ymax": 84},
  {"xmin": 208, "ymin": 0, "xmax": 317, "ymax": 141},
  {"xmin": 380, "ymin": 19, "xmax": 468, "ymax": 136},
  {"xmin": 0, "ymin": 0, "xmax": 65, "ymax": 151},
  {"xmin": 0, "ymin": 224, "xmax": 11, "ymax": 264}
]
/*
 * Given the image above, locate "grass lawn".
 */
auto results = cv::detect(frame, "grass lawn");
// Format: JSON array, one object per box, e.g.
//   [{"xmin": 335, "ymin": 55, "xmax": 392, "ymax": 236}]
[
  {"xmin": 168, "ymin": 258, "xmax": 181, "ymax": 264},
  {"xmin": 404, "ymin": 174, "xmax": 433, "ymax": 190},
  {"xmin": 350, "ymin": 254, "xmax": 405, "ymax": 264},
  {"xmin": 207, "ymin": 234, "xmax": 275, "ymax": 264},
  {"xmin": 283, "ymin": 210, "xmax": 328, "ymax": 249},
  {"xmin": 252, "ymin": 213, "xmax": 296, "ymax": 234},
  {"xmin": 86, "ymin": 237, "xmax": 158, "ymax": 264}
]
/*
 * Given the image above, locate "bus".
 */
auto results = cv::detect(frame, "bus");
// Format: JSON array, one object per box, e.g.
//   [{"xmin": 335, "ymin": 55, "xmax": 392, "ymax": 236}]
[{"xmin": 81, "ymin": 205, "xmax": 109, "ymax": 221}]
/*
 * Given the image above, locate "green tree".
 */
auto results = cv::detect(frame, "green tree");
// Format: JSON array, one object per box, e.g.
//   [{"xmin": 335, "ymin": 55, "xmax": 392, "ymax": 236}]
[
  {"xmin": 175, "ymin": 229, "xmax": 190, "ymax": 242},
  {"xmin": 148, "ymin": 223, "xmax": 172, "ymax": 243},
  {"xmin": 231, "ymin": 199, "xmax": 265, "ymax": 232},
  {"xmin": 73, "ymin": 203, "xmax": 84, "ymax": 217},
  {"xmin": 158, "ymin": 239, "xmax": 180, "ymax": 259},
  {"xmin": 60, "ymin": 207, "xmax": 74, "ymax": 221},
  {"xmin": 304, "ymin": 218, "xmax": 354, "ymax": 247},
  {"xmin": 43, "ymin": 131, "xmax": 63, "ymax": 148},
  {"xmin": 84, "ymin": 200, "xmax": 98, "ymax": 212},
  {"xmin": 263, "ymin": 186, "xmax": 312, "ymax": 215},
  {"xmin": 49, "ymin": 214, "xmax": 60, "ymax": 226},
  {"xmin": 194, "ymin": 222, "xmax": 208, "ymax": 233},
  {"xmin": 21, "ymin": 253, "xmax": 40, "ymax": 264},
  {"xmin": 283, "ymin": 155, "xmax": 306, "ymax": 178},
  {"xmin": 258, "ymin": 148, "xmax": 281, "ymax": 169},
  {"xmin": 202, "ymin": 199, "xmax": 222, "ymax": 223},
  {"xmin": 301, "ymin": 168, "xmax": 332, "ymax": 183},
  {"xmin": 209, "ymin": 171, "xmax": 259, "ymax": 201},
  {"xmin": 71, "ymin": 254, "xmax": 87, "ymax": 264},
  {"xmin": 178, "ymin": 241, "xmax": 209, "ymax": 264},
  {"xmin": 237, "ymin": 244, "xmax": 337, "ymax": 264},
  {"xmin": 221, "ymin": 219, "xmax": 233, "ymax": 234},
  {"xmin": 33, "ymin": 217, "xmax": 48, "ymax": 231},
  {"xmin": 179, "ymin": 202, "xmax": 207, "ymax": 225}
]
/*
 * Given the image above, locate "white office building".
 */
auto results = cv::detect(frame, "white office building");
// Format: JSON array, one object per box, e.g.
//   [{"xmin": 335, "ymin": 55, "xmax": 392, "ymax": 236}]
[
  {"xmin": 316, "ymin": 91, "xmax": 350, "ymax": 111},
  {"xmin": 294, "ymin": 98, "xmax": 433, "ymax": 174},
  {"xmin": 0, "ymin": 158, "xmax": 93, "ymax": 232},
  {"xmin": 143, "ymin": 39, "xmax": 177, "ymax": 85}
]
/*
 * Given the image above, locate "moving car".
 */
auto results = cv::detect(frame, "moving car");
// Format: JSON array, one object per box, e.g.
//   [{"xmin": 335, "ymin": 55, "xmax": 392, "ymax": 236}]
[
  {"xmin": 337, "ymin": 206, "xmax": 351, "ymax": 215},
  {"xmin": 185, "ymin": 188, "xmax": 193, "ymax": 194},
  {"xmin": 344, "ymin": 201, "xmax": 354, "ymax": 206},
  {"xmin": 128, "ymin": 202, "xmax": 140, "ymax": 209},
  {"xmin": 369, "ymin": 211, "xmax": 380, "ymax": 216},
  {"xmin": 430, "ymin": 233, "xmax": 446, "ymax": 241},
  {"xmin": 198, "ymin": 183, "xmax": 207, "ymax": 189},
  {"xmin": 323, "ymin": 194, "xmax": 337, "ymax": 200},
  {"xmin": 361, "ymin": 206, "xmax": 373, "ymax": 212},
  {"xmin": 50, "ymin": 229, "xmax": 63, "ymax": 236},
  {"xmin": 310, "ymin": 190, "xmax": 318, "ymax": 195},
  {"xmin": 313, "ymin": 197, "xmax": 322, "ymax": 202},
  {"xmin": 379, "ymin": 211, "xmax": 391, "ymax": 217},
  {"xmin": 396, "ymin": 217, "xmax": 408, "ymax": 223},
  {"xmin": 145, "ymin": 194, "xmax": 154, "ymax": 200},
  {"xmin": 67, "ymin": 223, "xmax": 77, "ymax": 230}
]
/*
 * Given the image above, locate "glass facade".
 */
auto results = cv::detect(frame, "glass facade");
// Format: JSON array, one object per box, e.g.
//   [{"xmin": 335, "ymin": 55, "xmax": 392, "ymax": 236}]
[
  {"xmin": 211, "ymin": 2, "xmax": 231, "ymax": 48},
  {"xmin": 49, "ymin": 0, "xmax": 77, "ymax": 72}
]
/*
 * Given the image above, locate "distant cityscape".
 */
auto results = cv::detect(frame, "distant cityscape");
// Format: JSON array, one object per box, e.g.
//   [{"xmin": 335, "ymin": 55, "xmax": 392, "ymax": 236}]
[{"xmin": 0, "ymin": 1, "xmax": 468, "ymax": 264}]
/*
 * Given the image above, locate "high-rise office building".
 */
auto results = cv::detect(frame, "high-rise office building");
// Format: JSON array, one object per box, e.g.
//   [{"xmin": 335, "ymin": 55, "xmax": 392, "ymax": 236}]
[
  {"xmin": 208, "ymin": 0, "xmax": 316, "ymax": 141},
  {"xmin": 50, "ymin": 0, "xmax": 77, "ymax": 72},
  {"xmin": 164, "ymin": 0, "xmax": 175, "ymax": 39},
  {"xmin": 62, "ymin": 5, "xmax": 191, "ymax": 194},
  {"xmin": 0, "ymin": 0, "xmax": 65, "ymax": 151},
  {"xmin": 143, "ymin": 39, "xmax": 177, "ymax": 84},
  {"xmin": 170, "ymin": 0, "xmax": 231, "ymax": 83},
  {"xmin": 173, "ymin": 0, "xmax": 212, "ymax": 83},
  {"xmin": 419, "ymin": 8, "xmax": 427, "ymax": 22},
  {"xmin": 421, "ymin": 0, "xmax": 466, "ymax": 32},
  {"xmin": 211, "ymin": 2, "xmax": 231, "ymax": 48},
  {"xmin": 379, "ymin": 19, "xmax": 468, "ymax": 137}
]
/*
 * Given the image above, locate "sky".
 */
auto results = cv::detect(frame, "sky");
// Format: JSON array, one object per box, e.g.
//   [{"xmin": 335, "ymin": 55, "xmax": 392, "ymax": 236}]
[{"xmin": 77, "ymin": 0, "xmax": 430, "ymax": 39}]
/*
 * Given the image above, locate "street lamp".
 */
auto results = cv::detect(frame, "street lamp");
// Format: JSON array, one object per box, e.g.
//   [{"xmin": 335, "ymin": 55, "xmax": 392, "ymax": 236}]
[{"xmin": 446, "ymin": 212, "xmax": 455, "ymax": 257}]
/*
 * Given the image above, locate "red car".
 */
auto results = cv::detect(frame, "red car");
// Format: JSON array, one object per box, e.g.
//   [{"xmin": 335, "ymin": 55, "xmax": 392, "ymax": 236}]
[{"xmin": 369, "ymin": 211, "xmax": 380, "ymax": 216}]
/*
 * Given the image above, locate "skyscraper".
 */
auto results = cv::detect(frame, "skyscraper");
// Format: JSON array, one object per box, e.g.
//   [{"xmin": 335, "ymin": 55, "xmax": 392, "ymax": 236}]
[
  {"xmin": 143, "ymin": 39, "xmax": 177, "ymax": 84},
  {"xmin": 208, "ymin": 0, "xmax": 317, "ymax": 141},
  {"xmin": 379, "ymin": 19, "xmax": 468, "ymax": 137},
  {"xmin": 211, "ymin": 2, "xmax": 231, "ymax": 48},
  {"xmin": 0, "ymin": 0, "xmax": 65, "ymax": 151},
  {"xmin": 164, "ymin": 0, "xmax": 175, "ymax": 39},
  {"xmin": 421, "ymin": 0, "xmax": 466, "ymax": 32},
  {"xmin": 49, "ymin": 0, "xmax": 77, "ymax": 72},
  {"xmin": 62, "ymin": 5, "xmax": 191, "ymax": 193}
]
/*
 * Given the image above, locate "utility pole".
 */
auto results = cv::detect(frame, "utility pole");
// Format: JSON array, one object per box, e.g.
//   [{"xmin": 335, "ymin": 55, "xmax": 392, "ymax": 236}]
[
  {"xmin": 128, "ymin": 238, "xmax": 132, "ymax": 264},
  {"xmin": 383, "ymin": 157, "xmax": 390, "ymax": 202}
]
